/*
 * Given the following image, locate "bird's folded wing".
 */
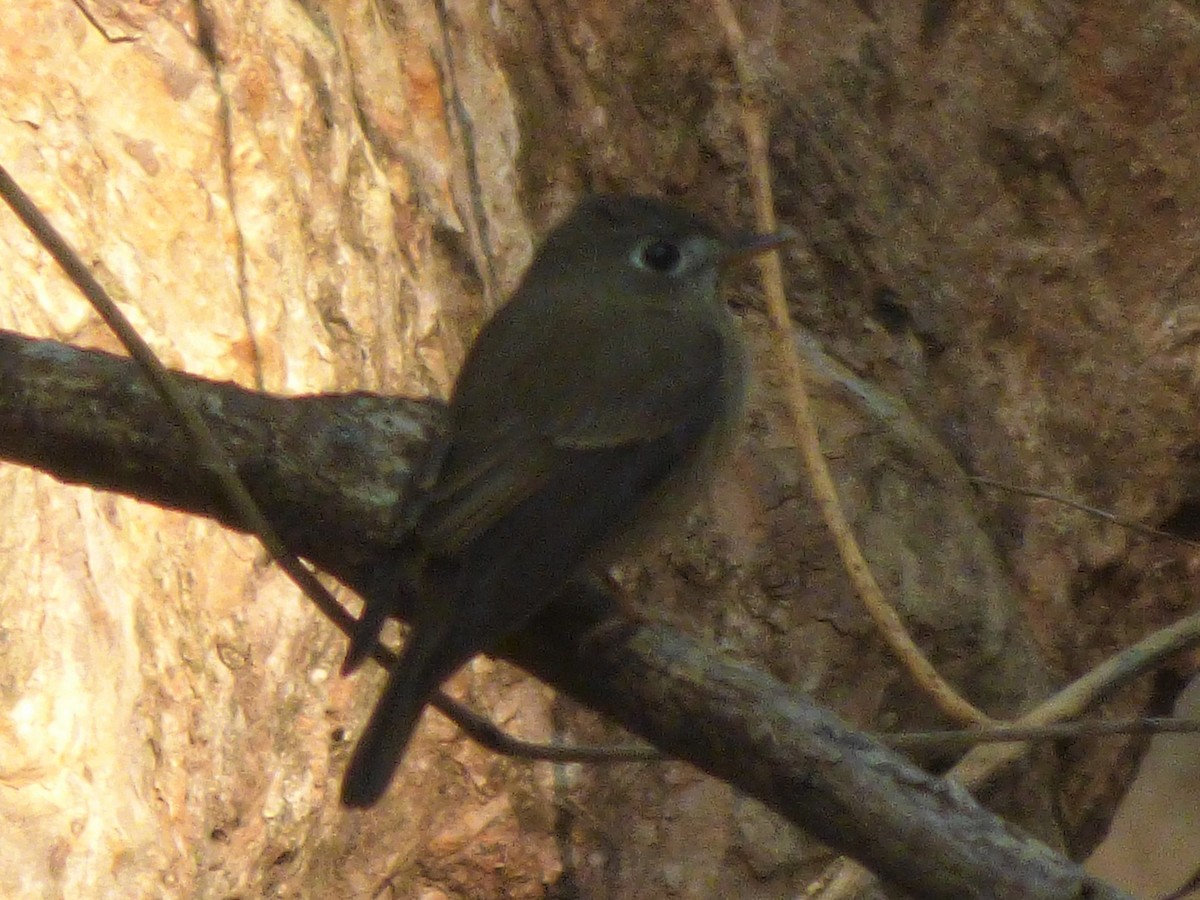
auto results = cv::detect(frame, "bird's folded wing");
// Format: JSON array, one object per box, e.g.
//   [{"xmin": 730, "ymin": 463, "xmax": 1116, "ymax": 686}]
[{"xmin": 419, "ymin": 326, "xmax": 726, "ymax": 557}]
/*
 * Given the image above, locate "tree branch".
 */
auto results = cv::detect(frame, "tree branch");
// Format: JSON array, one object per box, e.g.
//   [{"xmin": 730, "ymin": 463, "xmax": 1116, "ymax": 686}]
[{"xmin": 0, "ymin": 328, "xmax": 1128, "ymax": 900}]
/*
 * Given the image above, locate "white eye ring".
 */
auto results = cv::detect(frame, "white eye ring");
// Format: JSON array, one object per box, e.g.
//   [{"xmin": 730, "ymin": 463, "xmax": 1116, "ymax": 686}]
[{"xmin": 631, "ymin": 238, "xmax": 685, "ymax": 274}]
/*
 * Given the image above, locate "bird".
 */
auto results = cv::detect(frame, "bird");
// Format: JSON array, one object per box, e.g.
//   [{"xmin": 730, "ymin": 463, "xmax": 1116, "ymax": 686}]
[{"xmin": 340, "ymin": 194, "xmax": 789, "ymax": 808}]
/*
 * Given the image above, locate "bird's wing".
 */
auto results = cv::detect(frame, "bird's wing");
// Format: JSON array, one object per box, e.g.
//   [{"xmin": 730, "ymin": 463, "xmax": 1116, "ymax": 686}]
[{"xmin": 417, "ymin": 295, "xmax": 730, "ymax": 557}]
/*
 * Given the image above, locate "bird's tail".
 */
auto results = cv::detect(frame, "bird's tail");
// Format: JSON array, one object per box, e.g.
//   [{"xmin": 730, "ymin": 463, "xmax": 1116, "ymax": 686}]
[
  {"xmin": 341, "ymin": 547, "xmax": 423, "ymax": 676},
  {"xmin": 339, "ymin": 620, "xmax": 453, "ymax": 808}
]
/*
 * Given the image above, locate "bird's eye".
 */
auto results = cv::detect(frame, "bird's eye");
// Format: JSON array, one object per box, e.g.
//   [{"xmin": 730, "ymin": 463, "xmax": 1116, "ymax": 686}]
[{"xmin": 633, "ymin": 239, "xmax": 683, "ymax": 274}]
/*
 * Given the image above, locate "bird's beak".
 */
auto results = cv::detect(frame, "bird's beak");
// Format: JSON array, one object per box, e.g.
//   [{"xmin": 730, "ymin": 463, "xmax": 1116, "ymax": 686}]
[{"xmin": 721, "ymin": 225, "xmax": 796, "ymax": 267}]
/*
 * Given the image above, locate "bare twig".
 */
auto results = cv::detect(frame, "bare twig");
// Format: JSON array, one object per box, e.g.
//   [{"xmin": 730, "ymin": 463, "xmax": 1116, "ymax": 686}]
[
  {"xmin": 826, "ymin": 616, "xmax": 1198, "ymax": 900},
  {"xmin": 953, "ymin": 607, "xmax": 1200, "ymax": 788},
  {"xmin": 711, "ymin": 0, "xmax": 993, "ymax": 727},
  {"xmin": 887, "ymin": 716, "xmax": 1200, "ymax": 750},
  {"xmin": 0, "ymin": 163, "xmax": 656, "ymax": 767},
  {"xmin": 970, "ymin": 473, "xmax": 1200, "ymax": 550},
  {"xmin": 0, "ymin": 163, "xmax": 348, "ymax": 645},
  {"xmin": 0, "ymin": 327, "xmax": 1133, "ymax": 898}
]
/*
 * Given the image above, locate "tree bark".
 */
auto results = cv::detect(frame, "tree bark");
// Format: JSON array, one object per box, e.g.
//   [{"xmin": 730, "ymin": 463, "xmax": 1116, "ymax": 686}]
[
  {"xmin": 2, "ymin": 0, "xmax": 1198, "ymax": 896},
  {"xmin": 0, "ymin": 328, "xmax": 1126, "ymax": 899}
]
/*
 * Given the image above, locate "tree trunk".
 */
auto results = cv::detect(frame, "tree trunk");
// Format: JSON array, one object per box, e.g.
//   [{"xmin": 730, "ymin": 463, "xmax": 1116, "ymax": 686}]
[{"xmin": 0, "ymin": 0, "xmax": 1196, "ymax": 896}]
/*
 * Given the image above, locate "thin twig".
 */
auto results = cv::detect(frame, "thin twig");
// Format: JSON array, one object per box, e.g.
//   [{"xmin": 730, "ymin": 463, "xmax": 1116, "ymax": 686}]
[
  {"xmin": 0, "ymin": 163, "xmax": 347, "ymax": 645},
  {"xmin": 0, "ymin": 162, "xmax": 654, "ymax": 767},
  {"xmin": 706, "ymin": 9, "xmax": 1187, "ymax": 900},
  {"xmin": 970, "ymin": 473, "xmax": 1200, "ymax": 550},
  {"xmin": 952, "ymin": 606, "xmax": 1200, "ymax": 789},
  {"xmin": 886, "ymin": 716, "xmax": 1200, "ymax": 750},
  {"xmin": 710, "ymin": 0, "xmax": 992, "ymax": 727}
]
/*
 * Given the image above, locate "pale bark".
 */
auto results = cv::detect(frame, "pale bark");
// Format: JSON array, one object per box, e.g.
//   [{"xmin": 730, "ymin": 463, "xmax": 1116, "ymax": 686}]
[{"xmin": 1, "ymin": 0, "xmax": 1198, "ymax": 896}]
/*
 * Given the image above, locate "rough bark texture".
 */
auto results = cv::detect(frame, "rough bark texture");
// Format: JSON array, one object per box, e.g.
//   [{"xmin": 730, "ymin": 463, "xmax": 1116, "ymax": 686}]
[
  {"xmin": 0, "ymin": 0, "xmax": 1196, "ymax": 897},
  {"xmin": 0, "ymin": 331, "xmax": 1126, "ymax": 900}
]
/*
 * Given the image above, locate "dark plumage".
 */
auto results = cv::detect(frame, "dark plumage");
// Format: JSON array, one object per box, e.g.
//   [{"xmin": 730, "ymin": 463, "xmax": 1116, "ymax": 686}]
[{"xmin": 340, "ymin": 195, "xmax": 787, "ymax": 808}]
